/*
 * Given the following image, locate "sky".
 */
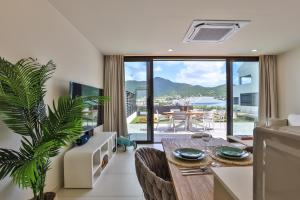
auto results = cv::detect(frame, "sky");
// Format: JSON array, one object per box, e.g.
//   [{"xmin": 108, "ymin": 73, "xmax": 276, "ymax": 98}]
[{"xmin": 125, "ymin": 61, "xmax": 243, "ymax": 87}]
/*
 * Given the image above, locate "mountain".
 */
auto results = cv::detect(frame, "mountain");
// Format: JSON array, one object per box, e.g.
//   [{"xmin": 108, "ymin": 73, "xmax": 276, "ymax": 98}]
[{"xmin": 125, "ymin": 77, "xmax": 226, "ymax": 97}]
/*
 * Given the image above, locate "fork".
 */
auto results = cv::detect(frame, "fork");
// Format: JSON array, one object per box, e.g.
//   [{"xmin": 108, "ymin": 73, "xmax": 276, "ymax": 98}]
[
  {"xmin": 181, "ymin": 169, "xmax": 211, "ymax": 176},
  {"xmin": 179, "ymin": 167, "xmax": 208, "ymax": 173},
  {"xmin": 180, "ymin": 167, "xmax": 211, "ymax": 176}
]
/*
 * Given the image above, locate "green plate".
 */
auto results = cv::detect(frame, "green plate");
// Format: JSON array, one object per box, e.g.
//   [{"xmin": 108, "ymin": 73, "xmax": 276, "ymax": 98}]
[
  {"xmin": 173, "ymin": 148, "xmax": 206, "ymax": 161},
  {"xmin": 217, "ymin": 146, "xmax": 246, "ymax": 157},
  {"xmin": 216, "ymin": 151, "xmax": 250, "ymax": 160},
  {"xmin": 215, "ymin": 146, "xmax": 250, "ymax": 160}
]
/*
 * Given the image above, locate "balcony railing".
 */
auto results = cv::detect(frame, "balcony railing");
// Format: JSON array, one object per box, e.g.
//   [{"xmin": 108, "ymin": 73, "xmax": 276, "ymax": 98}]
[{"xmin": 126, "ymin": 91, "xmax": 137, "ymax": 117}]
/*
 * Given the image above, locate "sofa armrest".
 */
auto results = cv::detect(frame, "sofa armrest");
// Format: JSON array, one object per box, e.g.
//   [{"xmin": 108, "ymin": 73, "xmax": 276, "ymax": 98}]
[{"xmin": 268, "ymin": 118, "xmax": 288, "ymax": 128}]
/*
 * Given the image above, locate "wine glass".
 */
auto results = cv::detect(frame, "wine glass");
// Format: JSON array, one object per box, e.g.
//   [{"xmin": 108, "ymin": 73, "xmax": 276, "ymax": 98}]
[{"xmin": 202, "ymin": 134, "xmax": 212, "ymax": 153}]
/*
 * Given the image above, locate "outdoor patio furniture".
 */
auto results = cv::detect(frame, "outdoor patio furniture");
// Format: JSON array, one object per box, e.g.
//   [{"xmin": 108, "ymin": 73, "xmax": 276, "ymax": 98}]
[
  {"xmin": 135, "ymin": 148, "xmax": 176, "ymax": 200},
  {"xmin": 191, "ymin": 113, "xmax": 205, "ymax": 130},
  {"xmin": 163, "ymin": 110, "xmax": 204, "ymax": 132},
  {"xmin": 171, "ymin": 111, "xmax": 188, "ymax": 132},
  {"xmin": 203, "ymin": 111, "xmax": 215, "ymax": 131},
  {"xmin": 155, "ymin": 110, "xmax": 171, "ymax": 130},
  {"xmin": 216, "ymin": 110, "xmax": 226, "ymax": 127},
  {"xmin": 191, "ymin": 109, "xmax": 204, "ymax": 112}
]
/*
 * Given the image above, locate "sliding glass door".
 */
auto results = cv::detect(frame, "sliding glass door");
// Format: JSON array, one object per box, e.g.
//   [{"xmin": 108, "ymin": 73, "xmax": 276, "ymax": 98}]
[
  {"xmin": 124, "ymin": 60, "xmax": 153, "ymax": 142},
  {"xmin": 124, "ymin": 57, "xmax": 259, "ymax": 143},
  {"xmin": 232, "ymin": 61, "xmax": 259, "ymax": 136}
]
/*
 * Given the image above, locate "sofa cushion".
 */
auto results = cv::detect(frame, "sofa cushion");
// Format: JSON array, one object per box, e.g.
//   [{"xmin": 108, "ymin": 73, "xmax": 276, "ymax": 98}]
[{"xmin": 288, "ymin": 114, "xmax": 300, "ymax": 126}]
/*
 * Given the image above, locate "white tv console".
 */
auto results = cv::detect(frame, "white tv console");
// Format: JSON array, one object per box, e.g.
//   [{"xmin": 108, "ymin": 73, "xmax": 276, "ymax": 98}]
[{"xmin": 64, "ymin": 132, "xmax": 117, "ymax": 188}]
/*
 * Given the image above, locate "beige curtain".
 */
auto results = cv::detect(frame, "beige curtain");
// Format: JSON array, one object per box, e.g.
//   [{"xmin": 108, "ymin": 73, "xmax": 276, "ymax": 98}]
[
  {"xmin": 259, "ymin": 55, "xmax": 278, "ymax": 124},
  {"xmin": 103, "ymin": 55, "xmax": 128, "ymax": 136}
]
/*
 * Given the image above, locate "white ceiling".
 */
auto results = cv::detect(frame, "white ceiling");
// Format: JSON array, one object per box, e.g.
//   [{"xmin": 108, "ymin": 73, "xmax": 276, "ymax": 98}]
[{"xmin": 49, "ymin": 0, "xmax": 300, "ymax": 56}]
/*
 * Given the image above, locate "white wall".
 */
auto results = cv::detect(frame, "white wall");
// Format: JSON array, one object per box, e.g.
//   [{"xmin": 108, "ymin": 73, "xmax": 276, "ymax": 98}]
[
  {"xmin": 277, "ymin": 46, "xmax": 300, "ymax": 118},
  {"xmin": 233, "ymin": 62, "xmax": 259, "ymax": 115},
  {"xmin": 0, "ymin": 0, "xmax": 103, "ymax": 199}
]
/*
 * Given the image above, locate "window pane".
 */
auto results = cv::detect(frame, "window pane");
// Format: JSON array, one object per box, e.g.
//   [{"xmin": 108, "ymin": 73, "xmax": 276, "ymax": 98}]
[
  {"xmin": 124, "ymin": 61, "xmax": 148, "ymax": 141},
  {"xmin": 232, "ymin": 61, "xmax": 259, "ymax": 136}
]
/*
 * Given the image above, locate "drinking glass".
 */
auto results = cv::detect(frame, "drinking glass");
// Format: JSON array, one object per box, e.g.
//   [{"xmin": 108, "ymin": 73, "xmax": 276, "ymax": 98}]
[{"xmin": 202, "ymin": 134, "xmax": 212, "ymax": 153}]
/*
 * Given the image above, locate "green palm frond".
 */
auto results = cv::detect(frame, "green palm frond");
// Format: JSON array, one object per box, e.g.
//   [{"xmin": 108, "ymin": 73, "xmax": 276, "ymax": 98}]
[
  {"xmin": 0, "ymin": 57, "xmax": 55, "ymax": 137},
  {"xmin": 12, "ymin": 141, "xmax": 53, "ymax": 188},
  {"xmin": 42, "ymin": 96, "xmax": 83, "ymax": 148},
  {"xmin": 0, "ymin": 58, "xmax": 54, "ymax": 108},
  {"xmin": 0, "ymin": 148, "xmax": 24, "ymax": 179},
  {"xmin": 0, "ymin": 137, "xmax": 52, "ymax": 188}
]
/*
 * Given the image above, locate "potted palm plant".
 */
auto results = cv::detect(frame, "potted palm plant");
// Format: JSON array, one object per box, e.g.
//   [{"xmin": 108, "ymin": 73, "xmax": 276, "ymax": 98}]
[{"xmin": 0, "ymin": 57, "xmax": 108, "ymax": 200}]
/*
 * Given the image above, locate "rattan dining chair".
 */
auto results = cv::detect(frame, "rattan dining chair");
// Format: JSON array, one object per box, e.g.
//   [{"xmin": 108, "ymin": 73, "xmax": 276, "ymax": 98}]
[{"xmin": 135, "ymin": 148, "xmax": 176, "ymax": 200}]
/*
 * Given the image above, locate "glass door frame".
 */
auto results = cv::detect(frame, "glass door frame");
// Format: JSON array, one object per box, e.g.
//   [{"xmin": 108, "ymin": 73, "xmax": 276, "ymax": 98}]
[
  {"xmin": 227, "ymin": 57, "xmax": 259, "ymax": 136},
  {"xmin": 124, "ymin": 56, "xmax": 259, "ymax": 143},
  {"xmin": 125, "ymin": 57, "xmax": 154, "ymax": 143},
  {"xmin": 228, "ymin": 58, "xmax": 260, "ymax": 136}
]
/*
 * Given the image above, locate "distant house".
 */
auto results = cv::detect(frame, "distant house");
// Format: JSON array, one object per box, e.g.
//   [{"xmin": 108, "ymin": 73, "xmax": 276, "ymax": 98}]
[{"xmin": 233, "ymin": 62, "xmax": 259, "ymax": 119}]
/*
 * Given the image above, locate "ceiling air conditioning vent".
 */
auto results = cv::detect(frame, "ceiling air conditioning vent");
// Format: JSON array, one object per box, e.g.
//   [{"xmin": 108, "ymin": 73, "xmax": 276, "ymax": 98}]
[{"xmin": 183, "ymin": 20, "xmax": 250, "ymax": 43}]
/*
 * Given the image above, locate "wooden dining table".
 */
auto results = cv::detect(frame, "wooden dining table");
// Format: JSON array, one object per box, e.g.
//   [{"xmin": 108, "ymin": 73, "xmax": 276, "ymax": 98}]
[{"xmin": 161, "ymin": 137, "xmax": 243, "ymax": 200}]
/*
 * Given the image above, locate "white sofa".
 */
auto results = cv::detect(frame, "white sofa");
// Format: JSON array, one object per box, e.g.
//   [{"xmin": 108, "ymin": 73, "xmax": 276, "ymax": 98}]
[
  {"xmin": 254, "ymin": 126, "xmax": 300, "ymax": 200},
  {"xmin": 253, "ymin": 115, "xmax": 300, "ymax": 200}
]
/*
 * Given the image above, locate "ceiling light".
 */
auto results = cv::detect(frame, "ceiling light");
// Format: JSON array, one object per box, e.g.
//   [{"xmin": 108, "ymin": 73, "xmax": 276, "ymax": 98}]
[
  {"xmin": 168, "ymin": 49, "xmax": 174, "ymax": 52},
  {"xmin": 251, "ymin": 49, "xmax": 257, "ymax": 52}
]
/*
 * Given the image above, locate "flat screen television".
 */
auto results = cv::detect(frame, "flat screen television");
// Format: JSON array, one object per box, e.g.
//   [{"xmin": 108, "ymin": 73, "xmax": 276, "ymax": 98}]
[{"xmin": 69, "ymin": 82, "xmax": 104, "ymax": 131}]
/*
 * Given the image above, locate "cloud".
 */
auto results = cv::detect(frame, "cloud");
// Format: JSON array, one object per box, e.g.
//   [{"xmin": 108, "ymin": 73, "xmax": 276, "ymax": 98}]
[
  {"xmin": 175, "ymin": 61, "xmax": 226, "ymax": 87},
  {"xmin": 125, "ymin": 61, "xmax": 227, "ymax": 87},
  {"xmin": 125, "ymin": 62, "xmax": 146, "ymax": 81},
  {"xmin": 154, "ymin": 66, "xmax": 162, "ymax": 72},
  {"xmin": 125, "ymin": 70, "xmax": 146, "ymax": 81}
]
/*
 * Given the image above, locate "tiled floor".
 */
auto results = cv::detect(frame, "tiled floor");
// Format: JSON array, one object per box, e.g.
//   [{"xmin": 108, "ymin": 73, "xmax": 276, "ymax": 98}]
[{"xmin": 57, "ymin": 144, "xmax": 163, "ymax": 200}]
